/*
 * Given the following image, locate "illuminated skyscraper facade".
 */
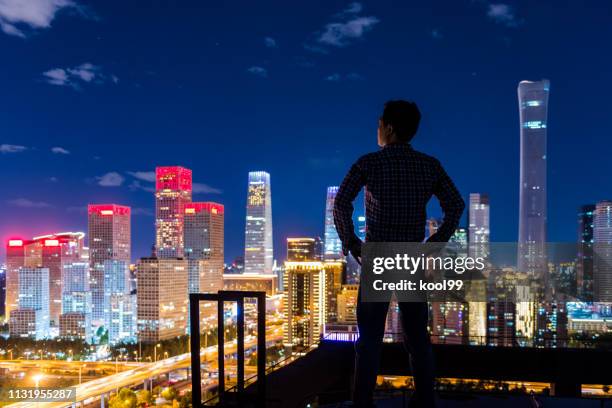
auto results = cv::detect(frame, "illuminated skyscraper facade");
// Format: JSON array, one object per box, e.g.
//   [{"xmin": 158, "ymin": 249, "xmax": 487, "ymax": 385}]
[
  {"xmin": 324, "ymin": 186, "xmax": 342, "ymax": 260},
  {"xmin": 577, "ymin": 204, "xmax": 595, "ymax": 300},
  {"xmin": 468, "ymin": 193, "xmax": 490, "ymax": 260},
  {"xmin": 593, "ymin": 200, "xmax": 612, "ymax": 302},
  {"xmin": 156, "ymin": 166, "xmax": 192, "ymax": 258},
  {"xmin": 244, "ymin": 171, "xmax": 273, "ymax": 274},
  {"xmin": 88, "ymin": 204, "xmax": 131, "ymax": 322},
  {"xmin": 287, "ymin": 238, "xmax": 316, "ymax": 261},
  {"xmin": 11, "ymin": 267, "xmax": 50, "ymax": 339},
  {"xmin": 6, "ymin": 233, "xmax": 84, "ymax": 327},
  {"xmin": 6, "ymin": 238, "xmax": 32, "ymax": 319},
  {"xmin": 60, "ymin": 262, "xmax": 92, "ymax": 341},
  {"xmin": 136, "ymin": 257, "xmax": 188, "ymax": 343},
  {"xmin": 104, "ymin": 260, "xmax": 135, "ymax": 344},
  {"xmin": 284, "ymin": 238, "xmax": 326, "ymax": 350},
  {"xmin": 184, "ymin": 202, "xmax": 224, "ymax": 294},
  {"xmin": 431, "ymin": 302, "xmax": 468, "ymax": 345},
  {"xmin": 517, "ymin": 79, "xmax": 550, "ymax": 276},
  {"xmin": 39, "ymin": 232, "xmax": 84, "ymax": 327},
  {"xmin": 0, "ymin": 267, "xmax": 5, "ymax": 318}
]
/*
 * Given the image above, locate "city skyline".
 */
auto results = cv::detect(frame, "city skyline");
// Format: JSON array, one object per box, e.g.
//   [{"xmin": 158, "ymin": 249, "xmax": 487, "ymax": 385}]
[{"xmin": 2, "ymin": 1, "xmax": 612, "ymax": 263}]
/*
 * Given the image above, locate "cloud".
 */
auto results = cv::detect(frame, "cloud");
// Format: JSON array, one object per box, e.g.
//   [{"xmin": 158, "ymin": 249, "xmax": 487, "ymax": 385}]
[
  {"xmin": 431, "ymin": 29, "xmax": 443, "ymax": 39},
  {"xmin": 49, "ymin": 176, "xmax": 58, "ymax": 182},
  {"xmin": 487, "ymin": 4, "xmax": 520, "ymax": 27},
  {"xmin": 339, "ymin": 2, "xmax": 363, "ymax": 15},
  {"xmin": 325, "ymin": 72, "xmax": 364, "ymax": 81},
  {"xmin": 346, "ymin": 72, "xmax": 364, "ymax": 81},
  {"xmin": 302, "ymin": 43, "xmax": 329, "ymax": 54},
  {"xmin": 51, "ymin": 146, "xmax": 70, "ymax": 154},
  {"xmin": 264, "ymin": 36, "xmax": 277, "ymax": 48},
  {"xmin": 96, "ymin": 172, "xmax": 124, "ymax": 187},
  {"xmin": 318, "ymin": 16, "xmax": 379, "ymax": 47},
  {"xmin": 0, "ymin": 144, "xmax": 27, "ymax": 153},
  {"xmin": 247, "ymin": 66, "xmax": 268, "ymax": 78},
  {"xmin": 0, "ymin": 0, "xmax": 80, "ymax": 38},
  {"xmin": 128, "ymin": 180, "xmax": 156, "ymax": 193},
  {"xmin": 192, "ymin": 182, "xmax": 222, "ymax": 194},
  {"xmin": 127, "ymin": 171, "xmax": 156, "ymax": 183},
  {"xmin": 7, "ymin": 198, "xmax": 52, "ymax": 208},
  {"xmin": 42, "ymin": 63, "xmax": 118, "ymax": 89}
]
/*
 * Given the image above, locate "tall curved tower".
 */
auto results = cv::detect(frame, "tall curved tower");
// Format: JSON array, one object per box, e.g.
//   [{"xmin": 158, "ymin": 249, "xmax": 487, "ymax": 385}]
[{"xmin": 517, "ymin": 79, "xmax": 550, "ymax": 276}]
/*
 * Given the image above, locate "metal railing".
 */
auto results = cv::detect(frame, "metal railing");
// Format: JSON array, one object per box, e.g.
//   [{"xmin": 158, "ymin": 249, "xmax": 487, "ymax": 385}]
[{"xmin": 190, "ymin": 291, "xmax": 266, "ymax": 408}]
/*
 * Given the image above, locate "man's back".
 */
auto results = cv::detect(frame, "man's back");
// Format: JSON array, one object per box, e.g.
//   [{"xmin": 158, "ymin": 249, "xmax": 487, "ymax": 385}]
[{"xmin": 334, "ymin": 143, "xmax": 464, "ymax": 255}]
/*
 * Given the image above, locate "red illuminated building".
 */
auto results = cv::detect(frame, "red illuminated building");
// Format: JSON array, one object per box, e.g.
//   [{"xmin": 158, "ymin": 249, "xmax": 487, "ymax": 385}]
[
  {"xmin": 184, "ymin": 202, "xmax": 224, "ymax": 294},
  {"xmin": 155, "ymin": 166, "xmax": 192, "ymax": 258},
  {"xmin": 88, "ymin": 204, "xmax": 131, "ymax": 322},
  {"xmin": 5, "ymin": 233, "xmax": 84, "ymax": 326}
]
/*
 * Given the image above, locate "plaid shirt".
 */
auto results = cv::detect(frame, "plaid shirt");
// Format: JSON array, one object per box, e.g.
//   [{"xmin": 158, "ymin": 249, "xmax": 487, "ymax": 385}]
[{"xmin": 333, "ymin": 144, "xmax": 465, "ymax": 256}]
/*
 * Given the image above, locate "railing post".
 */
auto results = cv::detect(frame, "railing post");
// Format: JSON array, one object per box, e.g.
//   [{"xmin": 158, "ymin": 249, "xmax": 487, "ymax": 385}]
[
  {"xmin": 190, "ymin": 293, "xmax": 202, "ymax": 408},
  {"xmin": 217, "ymin": 295, "xmax": 225, "ymax": 403},
  {"xmin": 237, "ymin": 297, "xmax": 245, "ymax": 394},
  {"xmin": 257, "ymin": 292, "xmax": 266, "ymax": 407}
]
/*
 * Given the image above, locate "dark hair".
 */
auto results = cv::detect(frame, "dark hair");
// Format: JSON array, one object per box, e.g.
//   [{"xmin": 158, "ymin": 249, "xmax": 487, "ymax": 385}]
[{"xmin": 381, "ymin": 100, "xmax": 421, "ymax": 143}]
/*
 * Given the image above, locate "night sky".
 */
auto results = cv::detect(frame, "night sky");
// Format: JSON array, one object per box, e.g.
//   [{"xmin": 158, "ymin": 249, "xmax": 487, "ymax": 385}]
[{"xmin": 1, "ymin": 0, "xmax": 611, "ymax": 263}]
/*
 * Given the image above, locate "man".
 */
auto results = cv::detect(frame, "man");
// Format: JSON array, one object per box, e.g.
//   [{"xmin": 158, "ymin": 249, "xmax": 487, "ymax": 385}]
[{"xmin": 333, "ymin": 100, "xmax": 465, "ymax": 407}]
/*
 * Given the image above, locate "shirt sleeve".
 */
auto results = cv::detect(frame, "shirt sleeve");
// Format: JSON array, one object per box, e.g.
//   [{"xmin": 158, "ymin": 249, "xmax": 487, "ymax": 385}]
[
  {"xmin": 427, "ymin": 160, "xmax": 465, "ymax": 243},
  {"xmin": 333, "ymin": 159, "xmax": 366, "ymax": 256}
]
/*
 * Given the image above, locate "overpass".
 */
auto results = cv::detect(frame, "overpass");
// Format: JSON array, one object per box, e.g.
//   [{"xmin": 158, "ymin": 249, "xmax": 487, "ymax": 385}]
[{"xmin": 5, "ymin": 332, "xmax": 282, "ymax": 408}]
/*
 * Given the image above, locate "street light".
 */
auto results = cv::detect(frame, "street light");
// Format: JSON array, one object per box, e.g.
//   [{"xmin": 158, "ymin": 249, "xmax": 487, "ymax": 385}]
[
  {"xmin": 33, "ymin": 374, "xmax": 44, "ymax": 388},
  {"xmin": 154, "ymin": 343, "xmax": 161, "ymax": 362},
  {"xmin": 68, "ymin": 349, "xmax": 73, "ymax": 360}
]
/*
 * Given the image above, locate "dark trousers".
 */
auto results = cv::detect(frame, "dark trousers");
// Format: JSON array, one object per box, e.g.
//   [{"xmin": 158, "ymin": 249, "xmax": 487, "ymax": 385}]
[{"xmin": 353, "ymin": 295, "xmax": 435, "ymax": 407}]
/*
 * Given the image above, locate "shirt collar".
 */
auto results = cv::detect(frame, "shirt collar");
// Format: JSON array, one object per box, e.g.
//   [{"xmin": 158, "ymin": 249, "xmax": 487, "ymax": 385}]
[{"xmin": 382, "ymin": 143, "xmax": 412, "ymax": 150}]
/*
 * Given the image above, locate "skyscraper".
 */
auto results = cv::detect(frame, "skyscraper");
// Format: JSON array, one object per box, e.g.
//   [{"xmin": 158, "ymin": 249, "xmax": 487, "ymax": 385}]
[
  {"xmin": 88, "ymin": 204, "xmax": 131, "ymax": 322},
  {"xmin": 517, "ymin": 79, "xmax": 550, "ymax": 276},
  {"xmin": 593, "ymin": 200, "xmax": 612, "ymax": 302},
  {"xmin": 31, "ymin": 233, "xmax": 85, "ymax": 327},
  {"xmin": 284, "ymin": 238, "xmax": 326, "ymax": 350},
  {"xmin": 287, "ymin": 238, "xmax": 316, "ymax": 261},
  {"xmin": 136, "ymin": 257, "xmax": 189, "ymax": 343},
  {"xmin": 577, "ymin": 204, "xmax": 595, "ymax": 300},
  {"xmin": 104, "ymin": 260, "xmax": 135, "ymax": 344},
  {"xmin": 156, "ymin": 166, "xmax": 192, "ymax": 258},
  {"xmin": 324, "ymin": 186, "xmax": 342, "ymax": 260},
  {"xmin": 6, "ymin": 233, "xmax": 84, "ymax": 324},
  {"xmin": 244, "ymin": 171, "xmax": 273, "ymax": 274},
  {"xmin": 6, "ymin": 238, "xmax": 31, "ymax": 319},
  {"xmin": 184, "ymin": 202, "xmax": 224, "ymax": 294},
  {"xmin": 0, "ymin": 266, "xmax": 5, "ymax": 318},
  {"xmin": 10, "ymin": 267, "xmax": 50, "ymax": 339},
  {"xmin": 468, "ymin": 193, "xmax": 490, "ymax": 260},
  {"xmin": 60, "ymin": 262, "xmax": 92, "ymax": 341}
]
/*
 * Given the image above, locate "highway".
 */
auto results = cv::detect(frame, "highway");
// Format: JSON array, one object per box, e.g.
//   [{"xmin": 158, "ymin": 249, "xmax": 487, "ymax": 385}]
[{"xmin": 5, "ymin": 331, "xmax": 282, "ymax": 408}]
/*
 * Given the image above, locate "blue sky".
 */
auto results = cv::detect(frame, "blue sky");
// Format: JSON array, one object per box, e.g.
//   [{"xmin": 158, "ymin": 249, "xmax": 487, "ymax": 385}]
[{"xmin": 1, "ymin": 0, "xmax": 611, "ymax": 263}]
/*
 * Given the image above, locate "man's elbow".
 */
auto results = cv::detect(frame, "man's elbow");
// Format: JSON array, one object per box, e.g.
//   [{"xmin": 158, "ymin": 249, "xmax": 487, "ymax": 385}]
[
  {"xmin": 445, "ymin": 198, "xmax": 465, "ymax": 217},
  {"xmin": 457, "ymin": 197, "xmax": 466, "ymax": 214}
]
